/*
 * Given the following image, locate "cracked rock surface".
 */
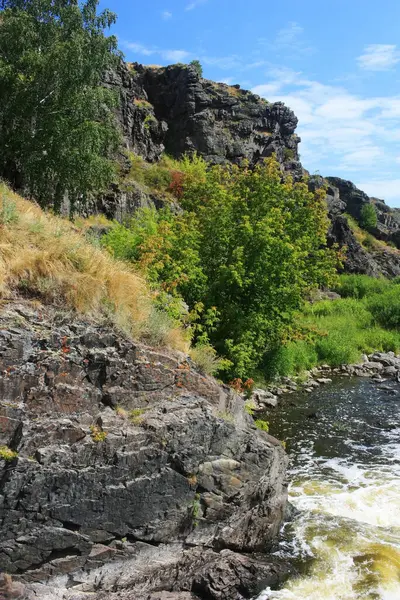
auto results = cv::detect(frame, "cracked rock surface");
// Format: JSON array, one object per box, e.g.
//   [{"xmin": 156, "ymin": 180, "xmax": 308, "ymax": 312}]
[{"xmin": 0, "ymin": 301, "xmax": 288, "ymax": 599}]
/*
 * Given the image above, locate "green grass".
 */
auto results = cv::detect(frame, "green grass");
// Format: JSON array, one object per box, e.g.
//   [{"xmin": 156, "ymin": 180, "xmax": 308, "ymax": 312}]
[{"xmin": 265, "ymin": 275, "xmax": 400, "ymax": 378}]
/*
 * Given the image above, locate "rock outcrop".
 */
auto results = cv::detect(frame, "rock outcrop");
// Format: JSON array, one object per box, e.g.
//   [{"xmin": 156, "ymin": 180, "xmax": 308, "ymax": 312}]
[
  {"xmin": 109, "ymin": 61, "xmax": 301, "ymax": 175},
  {"xmin": 309, "ymin": 175, "xmax": 400, "ymax": 277},
  {"xmin": 102, "ymin": 60, "xmax": 400, "ymax": 279},
  {"xmin": 0, "ymin": 301, "xmax": 288, "ymax": 599},
  {"xmin": 97, "ymin": 61, "xmax": 302, "ymax": 220}
]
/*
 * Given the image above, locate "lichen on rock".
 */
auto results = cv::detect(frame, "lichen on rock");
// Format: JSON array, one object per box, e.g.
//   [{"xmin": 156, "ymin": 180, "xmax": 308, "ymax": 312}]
[{"xmin": 0, "ymin": 300, "xmax": 288, "ymax": 599}]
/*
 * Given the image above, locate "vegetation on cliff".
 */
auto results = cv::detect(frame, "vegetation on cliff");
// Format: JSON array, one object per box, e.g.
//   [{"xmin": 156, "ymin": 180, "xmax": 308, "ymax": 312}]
[
  {"xmin": 102, "ymin": 154, "xmax": 339, "ymax": 378},
  {"xmin": 0, "ymin": 183, "xmax": 187, "ymax": 351}
]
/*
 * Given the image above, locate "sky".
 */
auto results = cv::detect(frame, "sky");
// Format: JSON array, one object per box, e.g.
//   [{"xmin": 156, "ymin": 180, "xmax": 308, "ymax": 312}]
[{"xmin": 99, "ymin": 0, "xmax": 400, "ymax": 206}]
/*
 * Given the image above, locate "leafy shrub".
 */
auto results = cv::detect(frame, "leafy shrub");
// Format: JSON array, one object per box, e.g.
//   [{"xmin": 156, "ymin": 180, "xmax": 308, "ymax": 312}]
[
  {"xmin": 90, "ymin": 425, "xmax": 107, "ymax": 443},
  {"xmin": 255, "ymin": 419, "xmax": 269, "ymax": 432},
  {"xmin": 106, "ymin": 156, "xmax": 338, "ymax": 379},
  {"xmin": 284, "ymin": 148, "xmax": 295, "ymax": 160},
  {"xmin": 368, "ymin": 288, "xmax": 400, "ymax": 328},
  {"xmin": 334, "ymin": 274, "xmax": 391, "ymax": 299},
  {"xmin": 360, "ymin": 204, "xmax": 378, "ymax": 232},
  {"xmin": 180, "ymin": 157, "xmax": 338, "ymax": 377},
  {"xmin": 0, "ymin": 446, "xmax": 18, "ymax": 461},
  {"xmin": 189, "ymin": 60, "xmax": 203, "ymax": 77},
  {"xmin": 169, "ymin": 171, "xmax": 185, "ymax": 199},
  {"xmin": 143, "ymin": 164, "xmax": 172, "ymax": 190}
]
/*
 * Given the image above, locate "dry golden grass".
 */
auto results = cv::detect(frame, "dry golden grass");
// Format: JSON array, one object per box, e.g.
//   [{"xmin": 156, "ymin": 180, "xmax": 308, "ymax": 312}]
[{"xmin": 0, "ymin": 183, "xmax": 188, "ymax": 352}]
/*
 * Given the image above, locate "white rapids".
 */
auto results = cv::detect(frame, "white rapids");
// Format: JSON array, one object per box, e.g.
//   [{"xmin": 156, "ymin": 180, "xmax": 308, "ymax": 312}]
[{"xmin": 257, "ymin": 380, "xmax": 400, "ymax": 600}]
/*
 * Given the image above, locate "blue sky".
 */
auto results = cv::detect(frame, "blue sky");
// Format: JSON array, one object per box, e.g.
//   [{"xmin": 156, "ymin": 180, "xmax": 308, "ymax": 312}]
[{"xmin": 100, "ymin": 0, "xmax": 400, "ymax": 206}]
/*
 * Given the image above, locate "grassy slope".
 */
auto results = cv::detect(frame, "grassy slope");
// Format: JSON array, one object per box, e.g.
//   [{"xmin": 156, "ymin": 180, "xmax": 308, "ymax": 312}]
[
  {"xmin": 0, "ymin": 182, "xmax": 188, "ymax": 352},
  {"xmin": 267, "ymin": 275, "xmax": 400, "ymax": 378}
]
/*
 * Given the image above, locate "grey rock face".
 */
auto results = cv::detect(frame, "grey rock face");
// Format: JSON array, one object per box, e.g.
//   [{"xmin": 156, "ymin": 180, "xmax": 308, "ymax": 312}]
[
  {"xmin": 309, "ymin": 175, "xmax": 400, "ymax": 277},
  {"xmin": 141, "ymin": 64, "xmax": 301, "ymax": 174},
  {"xmin": 0, "ymin": 301, "xmax": 288, "ymax": 599}
]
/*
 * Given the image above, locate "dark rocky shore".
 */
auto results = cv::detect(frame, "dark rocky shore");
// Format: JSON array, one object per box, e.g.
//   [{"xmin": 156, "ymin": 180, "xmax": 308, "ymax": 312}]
[{"xmin": 250, "ymin": 352, "xmax": 400, "ymax": 413}]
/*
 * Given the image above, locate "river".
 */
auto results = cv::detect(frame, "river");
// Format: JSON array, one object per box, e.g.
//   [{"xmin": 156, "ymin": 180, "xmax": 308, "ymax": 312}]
[{"xmin": 258, "ymin": 377, "xmax": 400, "ymax": 600}]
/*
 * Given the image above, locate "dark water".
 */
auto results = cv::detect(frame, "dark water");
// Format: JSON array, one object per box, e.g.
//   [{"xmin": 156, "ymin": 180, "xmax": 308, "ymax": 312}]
[{"xmin": 258, "ymin": 378, "xmax": 400, "ymax": 600}]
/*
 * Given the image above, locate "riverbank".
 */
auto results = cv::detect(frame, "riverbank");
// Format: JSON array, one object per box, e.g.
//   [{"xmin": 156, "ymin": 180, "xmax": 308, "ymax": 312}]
[{"xmin": 249, "ymin": 351, "xmax": 400, "ymax": 413}]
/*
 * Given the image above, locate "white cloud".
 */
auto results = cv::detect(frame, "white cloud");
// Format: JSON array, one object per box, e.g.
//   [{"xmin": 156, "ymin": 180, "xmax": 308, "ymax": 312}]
[
  {"xmin": 261, "ymin": 22, "xmax": 314, "ymax": 56},
  {"xmin": 251, "ymin": 68, "xmax": 400, "ymax": 202},
  {"xmin": 125, "ymin": 42, "xmax": 155, "ymax": 57},
  {"xmin": 356, "ymin": 179, "xmax": 400, "ymax": 203},
  {"xmin": 162, "ymin": 49, "xmax": 190, "ymax": 62},
  {"xmin": 275, "ymin": 22, "xmax": 304, "ymax": 47},
  {"xmin": 162, "ymin": 10, "xmax": 172, "ymax": 20},
  {"xmin": 201, "ymin": 55, "xmax": 242, "ymax": 70},
  {"xmin": 124, "ymin": 42, "xmax": 190, "ymax": 63},
  {"xmin": 357, "ymin": 44, "xmax": 400, "ymax": 71},
  {"xmin": 252, "ymin": 83, "xmax": 282, "ymax": 97},
  {"xmin": 185, "ymin": 0, "xmax": 207, "ymax": 10}
]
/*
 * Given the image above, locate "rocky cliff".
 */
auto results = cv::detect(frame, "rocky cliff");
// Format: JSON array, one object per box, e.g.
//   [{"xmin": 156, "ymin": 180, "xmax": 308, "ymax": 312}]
[
  {"xmin": 107, "ymin": 62, "xmax": 301, "ymax": 174},
  {"xmin": 102, "ymin": 60, "xmax": 400, "ymax": 278},
  {"xmin": 309, "ymin": 175, "xmax": 400, "ymax": 277},
  {"xmin": 0, "ymin": 300, "xmax": 288, "ymax": 599}
]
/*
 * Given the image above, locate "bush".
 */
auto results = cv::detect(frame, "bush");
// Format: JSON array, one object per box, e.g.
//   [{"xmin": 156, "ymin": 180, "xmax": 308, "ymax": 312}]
[
  {"xmin": 190, "ymin": 344, "xmax": 232, "ymax": 376},
  {"xmin": 189, "ymin": 60, "xmax": 203, "ymax": 77},
  {"xmin": 368, "ymin": 288, "xmax": 400, "ymax": 328},
  {"xmin": 334, "ymin": 274, "xmax": 391, "ymax": 299},
  {"xmin": 143, "ymin": 164, "xmax": 172, "ymax": 190},
  {"xmin": 314, "ymin": 332, "xmax": 361, "ymax": 366},
  {"xmin": 0, "ymin": 446, "xmax": 18, "ymax": 461},
  {"xmin": 360, "ymin": 204, "xmax": 378, "ymax": 232},
  {"xmin": 264, "ymin": 341, "xmax": 318, "ymax": 378}
]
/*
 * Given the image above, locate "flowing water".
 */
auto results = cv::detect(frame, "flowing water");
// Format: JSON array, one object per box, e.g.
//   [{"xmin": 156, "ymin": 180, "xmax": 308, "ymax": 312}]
[{"xmin": 258, "ymin": 377, "xmax": 400, "ymax": 600}]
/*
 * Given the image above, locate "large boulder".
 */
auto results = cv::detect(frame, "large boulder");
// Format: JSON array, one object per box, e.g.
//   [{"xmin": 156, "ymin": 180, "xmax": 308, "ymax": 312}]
[{"xmin": 0, "ymin": 301, "xmax": 288, "ymax": 599}]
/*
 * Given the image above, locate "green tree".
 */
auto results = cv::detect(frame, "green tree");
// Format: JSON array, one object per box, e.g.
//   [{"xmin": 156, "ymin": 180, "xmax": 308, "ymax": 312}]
[
  {"xmin": 0, "ymin": 0, "xmax": 121, "ymax": 210},
  {"xmin": 189, "ymin": 60, "xmax": 203, "ymax": 78},
  {"xmin": 360, "ymin": 203, "xmax": 378, "ymax": 232},
  {"xmin": 181, "ymin": 158, "xmax": 339, "ymax": 377},
  {"xmin": 105, "ymin": 156, "xmax": 339, "ymax": 378}
]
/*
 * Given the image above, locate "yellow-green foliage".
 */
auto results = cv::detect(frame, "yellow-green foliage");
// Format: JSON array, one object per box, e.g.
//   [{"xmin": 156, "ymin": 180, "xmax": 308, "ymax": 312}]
[
  {"xmin": 90, "ymin": 425, "xmax": 107, "ymax": 443},
  {"xmin": 190, "ymin": 344, "xmax": 231, "ymax": 376},
  {"xmin": 255, "ymin": 419, "xmax": 269, "ymax": 432},
  {"xmin": 108, "ymin": 155, "xmax": 338, "ymax": 379},
  {"xmin": 0, "ymin": 446, "xmax": 18, "ymax": 461},
  {"xmin": 134, "ymin": 98, "xmax": 153, "ymax": 109},
  {"xmin": 344, "ymin": 214, "xmax": 399, "ymax": 254},
  {"xmin": 0, "ymin": 183, "xmax": 187, "ymax": 352},
  {"xmin": 129, "ymin": 408, "xmax": 147, "ymax": 426}
]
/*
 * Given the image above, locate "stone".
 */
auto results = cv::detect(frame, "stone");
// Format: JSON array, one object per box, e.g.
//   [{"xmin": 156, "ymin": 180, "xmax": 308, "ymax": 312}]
[
  {"xmin": 0, "ymin": 300, "xmax": 288, "ymax": 599},
  {"xmin": 252, "ymin": 389, "xmax": 279, "ymax": 408}
]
